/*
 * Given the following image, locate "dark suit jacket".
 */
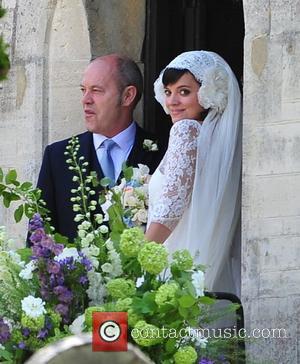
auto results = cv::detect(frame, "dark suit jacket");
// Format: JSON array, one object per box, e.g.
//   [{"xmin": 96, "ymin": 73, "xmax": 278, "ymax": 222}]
[{"xmin": 37, "ymin": 125, "xmax": 165, "ymax": 242}]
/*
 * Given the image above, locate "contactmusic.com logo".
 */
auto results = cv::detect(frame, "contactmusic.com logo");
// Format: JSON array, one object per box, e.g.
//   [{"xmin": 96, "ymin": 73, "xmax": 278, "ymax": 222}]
[{"xmin": 92, "ymin": 312, "xmax": 128, "ymax": 351}]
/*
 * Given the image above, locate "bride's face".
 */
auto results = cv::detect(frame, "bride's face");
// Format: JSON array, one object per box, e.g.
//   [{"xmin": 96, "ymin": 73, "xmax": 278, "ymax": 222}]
[{"xmin": 164, "ymin": 72, "xmax": 204, "ymax": 123}]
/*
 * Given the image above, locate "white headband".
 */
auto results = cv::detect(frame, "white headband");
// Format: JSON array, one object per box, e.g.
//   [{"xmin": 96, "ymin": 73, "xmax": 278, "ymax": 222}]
[{"xmin": 154, "ymin": 51, "xmax": 229, "ymax": 115}]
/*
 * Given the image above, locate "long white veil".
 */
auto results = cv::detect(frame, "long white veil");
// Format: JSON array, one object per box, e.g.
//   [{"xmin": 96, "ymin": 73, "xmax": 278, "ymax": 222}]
[{"xmin": 154, "ymin": 51, "xmax": 242, "ymax": 293}]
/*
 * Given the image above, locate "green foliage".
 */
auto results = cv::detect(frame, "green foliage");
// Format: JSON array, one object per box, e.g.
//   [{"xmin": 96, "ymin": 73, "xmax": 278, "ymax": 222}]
[
  {"xmin": 0, "ymin": 167, "xmax": 50, "ymax": 226},
  {"xmin": 0, "ymin": 5, "xmax": 10, "ymax": 80}
]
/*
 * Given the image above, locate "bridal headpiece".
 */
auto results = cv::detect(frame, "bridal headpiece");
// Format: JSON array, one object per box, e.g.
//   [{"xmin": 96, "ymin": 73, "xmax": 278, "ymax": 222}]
[{"xmin": 154, "ymin": 51, "xmax": 229, "ymax": 114}]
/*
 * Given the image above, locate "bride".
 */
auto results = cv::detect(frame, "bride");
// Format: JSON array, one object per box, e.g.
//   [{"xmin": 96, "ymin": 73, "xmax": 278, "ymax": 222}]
[{"xmin": 145, "ymin": 51, "xmax": 242, "ymax": 295}]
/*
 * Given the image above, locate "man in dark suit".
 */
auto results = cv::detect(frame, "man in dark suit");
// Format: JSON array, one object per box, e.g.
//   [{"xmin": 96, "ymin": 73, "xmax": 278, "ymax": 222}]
[{"xmin": 37, "ymin": 54, "xmax": 164, "ymax": 242}]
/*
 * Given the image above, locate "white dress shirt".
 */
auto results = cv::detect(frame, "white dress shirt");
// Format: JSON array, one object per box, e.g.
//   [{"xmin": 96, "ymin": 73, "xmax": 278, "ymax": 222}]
[{"xmin": 93, "ymin": 122, "xmax": 136, "ymax": 181}]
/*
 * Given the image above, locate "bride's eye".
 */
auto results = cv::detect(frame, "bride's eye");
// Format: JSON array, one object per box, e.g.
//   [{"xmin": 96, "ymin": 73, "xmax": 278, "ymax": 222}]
[
  {"xmin": 179, "ymin": 89, "xmax": 190, "ymax": 96},
  {"xmin": 164, "ymin": 89, "xmax": 171, "ymax": 96}
]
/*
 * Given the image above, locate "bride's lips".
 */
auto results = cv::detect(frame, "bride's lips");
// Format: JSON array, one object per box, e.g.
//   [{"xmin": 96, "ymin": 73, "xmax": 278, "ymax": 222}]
[{"xmin": 170, "ymin": 109, "xmax": 184, "ymax": 116}]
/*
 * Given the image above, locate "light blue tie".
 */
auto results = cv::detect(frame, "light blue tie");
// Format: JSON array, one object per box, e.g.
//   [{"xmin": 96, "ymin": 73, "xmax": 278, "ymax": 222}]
[{"xmin": 100, "ymin": 139, "xmax": 116, "ymax": 184}]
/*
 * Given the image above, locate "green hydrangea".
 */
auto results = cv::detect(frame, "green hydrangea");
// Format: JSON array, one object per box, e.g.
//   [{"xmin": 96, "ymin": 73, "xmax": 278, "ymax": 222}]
[
  {"xmin": 132, "ymin": 320, "xmax": 162, "ymax": 347},
  {"xmin": 155, "ymin": 282, "xmax": 179, "ymax": 306},
  {"xmin": 107, "ymin": 278, "xmax": 136, "ymax": 299},
  {"xmin": 171, "ymin": 250, "xmax": 193, "ymax": 271},
  {"xmin": 128, "ymin": 308, "xmax": 142, "ymax": 328},
  {"xmin": 138, "ymin": 242, "xmax": 168, "ymax": 275},
  {"xmin": 115, "ymin": 297, "xmax": 133, "ymax": 311},
  {"xmin": 84, "ymin": 306, "xmax": 105, "ymax": 329},
  {"xmin": 120, "ymin": 227, "xmax": 145, "ymax": 257},
  {"xmin": 174, "ymin": 346, "xmax": 197, "ymax": 364},
  {"xmin": 21, "ymin": 314, "xmax": 45, "ymax": 331}
]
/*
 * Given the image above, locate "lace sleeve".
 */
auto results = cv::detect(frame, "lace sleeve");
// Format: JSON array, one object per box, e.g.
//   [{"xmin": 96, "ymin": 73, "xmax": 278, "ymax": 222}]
[{"xmin": 151, "ymin": 119, "xmax": 201, "ymax": 231}]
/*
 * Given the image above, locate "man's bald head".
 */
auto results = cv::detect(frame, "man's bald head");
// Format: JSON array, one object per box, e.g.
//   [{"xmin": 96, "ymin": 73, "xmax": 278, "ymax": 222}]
[{"xmin": 90, "ymin": 54, "xmax": 143, "ymax": 108}]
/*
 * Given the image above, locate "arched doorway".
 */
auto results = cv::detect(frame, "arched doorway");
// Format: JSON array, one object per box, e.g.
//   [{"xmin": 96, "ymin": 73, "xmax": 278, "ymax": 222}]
[{"xmin": 143, "ymin": 0, "xmax": 244, "ymax": 141}]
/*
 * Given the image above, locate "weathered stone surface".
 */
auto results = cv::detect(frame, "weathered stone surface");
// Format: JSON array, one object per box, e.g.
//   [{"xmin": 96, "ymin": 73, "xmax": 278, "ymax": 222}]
[{"xmin": 243, "ymin": 0, "xmax": 300, "ymax": 362}]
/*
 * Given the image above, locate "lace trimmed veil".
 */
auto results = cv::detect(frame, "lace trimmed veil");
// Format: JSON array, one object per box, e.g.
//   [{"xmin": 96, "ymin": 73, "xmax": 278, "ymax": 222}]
[{"xmin": 154, "ymin": 51, "xmax": 242, "ymax": 292}]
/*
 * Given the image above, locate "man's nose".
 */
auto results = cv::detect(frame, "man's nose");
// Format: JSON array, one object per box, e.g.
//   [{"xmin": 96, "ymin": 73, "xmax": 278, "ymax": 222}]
[{"xmin": 81, "ymin": 91, "xmax": 93, "ymax": 104}]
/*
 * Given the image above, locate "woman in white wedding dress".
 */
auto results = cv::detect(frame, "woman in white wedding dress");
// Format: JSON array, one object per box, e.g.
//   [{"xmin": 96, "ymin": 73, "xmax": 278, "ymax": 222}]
[{"xmin": 145, "ymin": 51, "xmax": 242, "ymax": 295}]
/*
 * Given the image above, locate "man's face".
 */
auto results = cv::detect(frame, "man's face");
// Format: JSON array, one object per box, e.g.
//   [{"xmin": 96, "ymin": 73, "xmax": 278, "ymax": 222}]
[{"xmin": 80, "ymin": 59, "xmax": 124, "ymax": 136}]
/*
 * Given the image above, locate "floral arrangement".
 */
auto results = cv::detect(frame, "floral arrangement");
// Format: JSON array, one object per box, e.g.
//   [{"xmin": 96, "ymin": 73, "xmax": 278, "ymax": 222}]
[
  {"xmin": 0, "ymin": 137, "xmax": 241, "ymax": 363},
  {"xmin": 101, "ymin": 163, "xmax": 150, "ymax": 229}
]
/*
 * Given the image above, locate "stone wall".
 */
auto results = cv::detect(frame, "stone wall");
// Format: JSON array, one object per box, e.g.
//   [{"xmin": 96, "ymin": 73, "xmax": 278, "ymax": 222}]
[
  {"xmin": 242, "ymin": 0, "xmax": 300, "ymax": 362},
  {"xmin": 0, "ymin": 0, "xmax": 145, "ymax": 243}
]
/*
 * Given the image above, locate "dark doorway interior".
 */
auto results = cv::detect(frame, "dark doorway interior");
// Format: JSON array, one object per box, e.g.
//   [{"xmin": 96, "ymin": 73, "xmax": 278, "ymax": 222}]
[{"xmin": 142, "ymin": 0, "xmax": 244, "ymax": 141}]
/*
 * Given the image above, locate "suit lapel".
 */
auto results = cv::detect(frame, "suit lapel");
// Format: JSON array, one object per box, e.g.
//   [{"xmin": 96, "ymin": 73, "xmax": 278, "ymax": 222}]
[
  {"xmin": 78, "ymin": 132, "xmax": 104, "ymax": 179},
  {"xmin": 127, "ymin": 124, "xmax": 147, "ymax": 167}
]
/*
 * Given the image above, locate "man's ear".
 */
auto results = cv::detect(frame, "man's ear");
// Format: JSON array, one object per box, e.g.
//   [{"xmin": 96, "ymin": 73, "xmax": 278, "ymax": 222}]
[{"xmin": 121, "ymin": 85, "xmax": 137, "ymax": 107}]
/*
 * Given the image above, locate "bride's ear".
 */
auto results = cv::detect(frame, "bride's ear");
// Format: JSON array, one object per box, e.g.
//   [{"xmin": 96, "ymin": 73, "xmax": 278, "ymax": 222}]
[{"xmin": 121, "ymin": 85, "xmax": 137, "ymax": 107}]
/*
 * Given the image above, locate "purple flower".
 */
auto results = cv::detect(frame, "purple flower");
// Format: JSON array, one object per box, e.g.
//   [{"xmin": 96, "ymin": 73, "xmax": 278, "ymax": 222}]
[
  {"xmin": 53, "ymin": 286, "xmax": 73, "ymax": 303},
  {"xmin": 30, "ymin": 228, "xmax": 47, "ymax": 245},
  {"xmin": 21, "ymin": 327, "xmax": 30, "ymax": 338},
  {"xmin": 18, "ymin": 341, "xmax": 26, "ymax": 349},
  {"xmin": 0, "ymin": 317, "xmax": 11, "ymax": 344},
  {"xmin": 29, "ymin": 213, "xmax": 44, "ymax": 232},
  {"xmin": 56, "ymin": 274, "xmax": 65, "ymax": 286},
  {"xmin": 199, "ymin": 359, "xmax": 215, "ymax": 364},
  {"xmin": 80, "ymin": 256, "xmax": 92, "ymax": 271},
  {"xmin": 37, "ymin": 328, "xmax": 48, "ymax": 340},
  {"xmin": 47, "ymin": 261, "xmax": 61, "ymax": 274},
  {"xmin": 61, "ymin": 257, "xmax": 76, "ymax": 270},
  {"xmin": 52, "ymin": 243, "xmax": 64, "ymax": 256},
  {"xmin": 44, "ymin": 317, "xmax": 53, "ymax": 331},
  {"xmin": 79, "ymin": 275, "xmax": 88, "ymax": 285},
  {"xmin": 55, "ymin": 303, "xmax": 69, "ymax": 317},
  {"xmin": 49, "ymin": 274, "xmax": 57, "ymax": 288},
  {"xmin": 40, "ymin": 286, "xmax": 50, "ymax": 300}
]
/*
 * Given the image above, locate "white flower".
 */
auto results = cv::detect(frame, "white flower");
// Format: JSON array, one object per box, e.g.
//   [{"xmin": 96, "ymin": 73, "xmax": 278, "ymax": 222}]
[
  {"xmin": 196, "ymin": 336, "xmax": 208, "ymax": 348},
  {"xmin": 90, "ymin": 257, "xmax": 99, "ymax": 269},
  {"xmin": 198, "ymin": 65, "xmax": 228, "ymax": 113},
  {"xmin": 143, "ymin": 140, "xmax": 158, "ymax": 152},
  {"xmin": 95, "ymin": 214, "xmax": 103, "ymax": 225},
  {"xmin": 191, "ymin": 270, "xmax": 205, "ymax": 297},
  {"xmin": 85, "ymin": 233, "xmax": 95, "ymax": 244},
  {"xmin": 54, "ymin": 247, "xmax": 80, "ymax": 263},
  {"xmin": 112, "ymin": 178, "xmax": 126, "ymax": 194},
  {"xmin": 78, "ymin": 229, "xmax": 86, "ymax": 238},
  {"xmin": 79, "ymin": 221, "xmax": 91, "ymax": 230},
  {"xmin": 101, "ymin": 199, "xmax": 113, "ymax": 221},
  {"xmin": 69, "ymin": 314, "xmax": 85, "ymax": 334},
  {"xmin": 132, "ymin": 209, "xmax": 148, "ymax": 224},
  {"xmin": 101, "ymin": 262, "xmax": 113, "ymax": 273},
  {"xmin": 132, "ymin": 164, "xmax": 150, "ymax": 182},
  {"xmin": 107, "ymin": 250, "xmax": 123, "ymax": 277},
  {"xmin": 105, "ymin": 239, "xmax": 114, "ymax": 251},
  {"xmin": 19, "ymin": 260, "xmax": 36, "ymax": 280},
  {"xmin": 99, "ymin": 225, "xmax": 109, "ymax": 234},
  {"xmin": 8, "ymin": 251, "xmax": 24, "ymax": 267},
  {"xmin": 21, "ymin": 296, "xmax": 46, "ymax": 318},
  {"xmin": 187, "ymin": 327, "xmax": 208, "ymax": 348},
  {"xmin": 74, "ymin": 214, "xmax": 84, "ymax": 222},
  {"xmin": 87, "ymin": 271, "xmax": 107, "ymax": 305}
]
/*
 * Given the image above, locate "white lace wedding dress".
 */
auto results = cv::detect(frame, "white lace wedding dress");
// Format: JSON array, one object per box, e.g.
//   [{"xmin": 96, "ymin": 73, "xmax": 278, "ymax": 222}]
[{"xmin": 148, "ymin": 119, "xmax": 239, "ymax": 295}]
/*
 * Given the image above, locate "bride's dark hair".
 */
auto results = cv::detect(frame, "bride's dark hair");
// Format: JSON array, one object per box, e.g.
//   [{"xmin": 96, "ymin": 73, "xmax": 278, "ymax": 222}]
[{"xmin": 162, "ymin": 68, "xmax": 199, "ymax": 86}]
